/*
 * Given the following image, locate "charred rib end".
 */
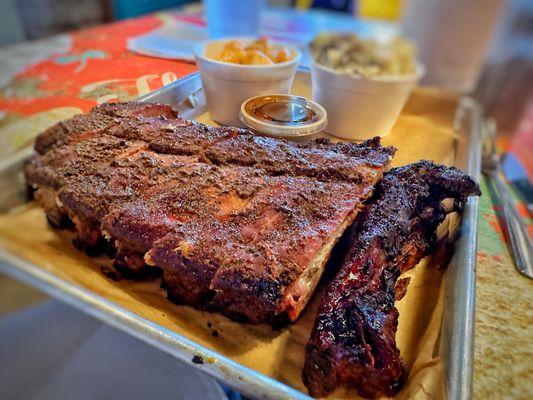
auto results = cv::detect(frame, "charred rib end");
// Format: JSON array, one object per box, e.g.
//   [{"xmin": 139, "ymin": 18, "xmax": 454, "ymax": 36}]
[{"xmin": 303, "ymin": 344, "xmax": 338, "ymax": 398}]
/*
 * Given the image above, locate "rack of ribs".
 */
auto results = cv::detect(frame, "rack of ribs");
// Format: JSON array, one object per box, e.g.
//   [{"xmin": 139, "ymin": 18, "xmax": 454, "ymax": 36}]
[
  {"xmin": 303, "ymin": 161, "xmax": 480, "ymax": 398},
  {"xmin": 25, "ymin": 101, "xmax": 395, "ymax": 325}
]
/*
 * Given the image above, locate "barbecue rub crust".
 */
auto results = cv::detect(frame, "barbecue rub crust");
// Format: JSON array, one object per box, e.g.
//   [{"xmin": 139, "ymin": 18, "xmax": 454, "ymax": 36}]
[{"xmin": 25, "ymin": 101, "xmax": 395, "ymax": 325}]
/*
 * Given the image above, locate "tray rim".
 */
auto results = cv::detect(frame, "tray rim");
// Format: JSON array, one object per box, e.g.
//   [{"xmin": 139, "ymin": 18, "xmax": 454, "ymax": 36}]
[
  {"xmin": 440, "ymin": 96, "xmax": 482, "ymax": 400},
  {"xmin": 0, "ymin": 71, "xmax": 482, "ymax": 400}
]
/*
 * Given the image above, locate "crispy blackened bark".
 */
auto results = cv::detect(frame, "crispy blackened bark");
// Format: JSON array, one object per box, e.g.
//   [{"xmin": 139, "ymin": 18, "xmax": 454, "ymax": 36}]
[{"xmin": 303, "ymin": 161, "xmax": 480, "ymax": 398}]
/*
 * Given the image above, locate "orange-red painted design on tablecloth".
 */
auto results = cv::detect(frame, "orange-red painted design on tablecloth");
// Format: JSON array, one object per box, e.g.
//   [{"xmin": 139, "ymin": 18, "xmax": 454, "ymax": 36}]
[{"xmin": 0, "ymin": 15, "xmax": 197, "ymax": 117}]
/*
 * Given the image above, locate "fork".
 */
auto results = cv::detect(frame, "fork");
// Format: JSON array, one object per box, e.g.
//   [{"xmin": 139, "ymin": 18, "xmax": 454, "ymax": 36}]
[{"xmin": 482, "ymin": 119, "xmax": 533, "ymax": 279}]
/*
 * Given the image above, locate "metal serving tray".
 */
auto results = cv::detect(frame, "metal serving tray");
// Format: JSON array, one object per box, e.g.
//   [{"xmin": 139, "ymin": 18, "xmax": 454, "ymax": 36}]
[{"xmin": 0, "ymin": 71, "xmax": 482, "ymax": 400}]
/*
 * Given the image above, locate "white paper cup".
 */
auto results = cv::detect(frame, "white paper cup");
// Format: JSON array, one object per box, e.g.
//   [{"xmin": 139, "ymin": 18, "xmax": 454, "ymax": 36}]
[
  {"xmin": 311, "ymin": 61, "xmax": 425, "ymax": 140},
  {"xmin": 194, "ymin": 38, "xmax": 301, "ymax": 127}
]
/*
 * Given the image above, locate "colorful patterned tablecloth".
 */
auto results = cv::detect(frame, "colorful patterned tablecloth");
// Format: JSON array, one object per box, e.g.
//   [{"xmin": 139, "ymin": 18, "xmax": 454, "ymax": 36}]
[{"xmin": 0, "ymin": 11, "xmax": 531, "ymax": 400}]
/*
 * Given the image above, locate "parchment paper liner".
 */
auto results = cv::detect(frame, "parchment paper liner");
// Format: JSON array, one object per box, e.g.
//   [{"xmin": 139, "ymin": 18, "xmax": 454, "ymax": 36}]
[{"xmin": 0, "ymin": 83, "xmax": 462, "ymax": 399}]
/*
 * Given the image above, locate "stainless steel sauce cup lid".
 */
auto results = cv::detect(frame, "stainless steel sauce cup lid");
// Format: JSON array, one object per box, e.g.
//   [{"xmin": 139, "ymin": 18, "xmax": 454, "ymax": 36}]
[{"xmin": 239, "ymin": 94, "xmax": 327, "ymax": 138}]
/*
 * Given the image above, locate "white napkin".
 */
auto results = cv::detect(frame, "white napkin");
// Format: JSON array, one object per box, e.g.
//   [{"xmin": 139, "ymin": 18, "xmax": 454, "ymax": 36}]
[
  {"xmin": 0, "ymin": 301, "xmax": 227, "ymax": 400},
  {"xmin": 127, "ymin": 20, "xmax": 207, "ymax": 61}
]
